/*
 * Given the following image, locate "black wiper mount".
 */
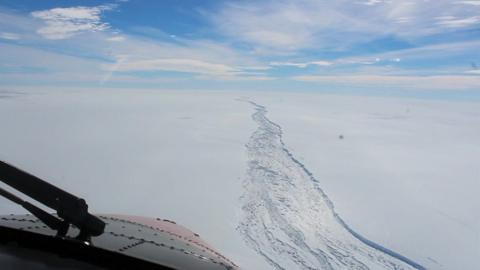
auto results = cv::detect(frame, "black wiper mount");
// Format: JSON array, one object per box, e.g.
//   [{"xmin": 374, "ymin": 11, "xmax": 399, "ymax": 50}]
[{"xmin": 0, "ymin": 160, "xmax": 105, "ymax": 240}]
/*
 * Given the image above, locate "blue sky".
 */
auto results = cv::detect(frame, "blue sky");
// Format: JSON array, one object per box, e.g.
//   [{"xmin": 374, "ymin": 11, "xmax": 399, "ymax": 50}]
[{"xmin": 0, "ymin": 0, "xmax": 479, "ymax": 97}]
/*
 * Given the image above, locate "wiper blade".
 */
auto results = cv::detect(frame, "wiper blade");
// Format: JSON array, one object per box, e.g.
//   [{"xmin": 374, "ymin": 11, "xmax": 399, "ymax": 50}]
[
  {"xmin": 0, "ymin": 187, "xmax": 67, "ymax": 233},
  {"xmin": 0, "ymin": 160, "xmax": 105, "ymax": 238}
]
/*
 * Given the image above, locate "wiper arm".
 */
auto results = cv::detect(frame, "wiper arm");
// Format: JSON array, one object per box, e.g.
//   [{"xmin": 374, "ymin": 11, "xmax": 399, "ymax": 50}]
[
  {"xmin": 0, "ymin": 160, "xmax": 105, "ymax": 239},
  {"xmin": 0, "ymin": 187, "xmax": 68, "ymax": 234}
]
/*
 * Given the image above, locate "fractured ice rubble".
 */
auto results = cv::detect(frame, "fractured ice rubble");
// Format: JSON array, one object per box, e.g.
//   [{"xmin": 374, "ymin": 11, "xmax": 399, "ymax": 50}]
[{"xmin": 237, "ymin": 101, "xmax": 425, "ymax": 270}]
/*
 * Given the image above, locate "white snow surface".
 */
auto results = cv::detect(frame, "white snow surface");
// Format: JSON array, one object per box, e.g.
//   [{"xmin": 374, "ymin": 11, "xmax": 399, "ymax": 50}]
[{"xmin": 0, "ymin": 89, "xmax": 478, "ymax": 270}]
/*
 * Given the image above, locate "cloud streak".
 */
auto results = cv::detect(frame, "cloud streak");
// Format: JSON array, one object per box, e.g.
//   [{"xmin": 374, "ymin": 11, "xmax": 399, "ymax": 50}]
[
  {"xmin": 0, "ymin": 1, "xmax": 479, "ymax": 93},
  {"xmin": 211, "ymin": 0, "xmax": 480, "ymax": 53},
  {"xmin": 107, "ymin": 57, "xmax": 238, "ymax": 76},
  {"xmin": 458, "ymin": 0, "xmax": 480, "ymax": 6},
  {"xmin": 31, "ymin": 5, "xmax": 115, "ymax": 39},
  {"xmin": 293, "ymin": 75, "xmax": 480, "ymax": 90},
  {"xmin": 0, "ymin": 32, "xmax": 20, "ymax": 40},
  {"xmin": 436, "ymin": 15, "xmax": 480, "ymax": 28},
  {"xmin": 270, "ymin": 60, "xmax": 332, "ymax": 68}
]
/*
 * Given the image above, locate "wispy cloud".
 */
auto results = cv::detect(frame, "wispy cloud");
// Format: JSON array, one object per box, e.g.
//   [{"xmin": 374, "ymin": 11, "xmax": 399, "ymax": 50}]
[
  {"xmin": 466, "ymin": 70, "xmax": 480, "ymax": 74},
  {"xmin": 458, "ymin": 1, "xmax": 480, "ymax": 6},
  {"xmin": 339, "ymin": 58, "xmax": 382, "ymax": 65},
  {"xmin": 293, "ymin": 75, "xmax": 480, "ymax": 90},
  {"xmin": 211, "ymin": 0, "xmax": 480, "ymax": 52},
  {"xmin": 270, "ymin": 60, "xmax": 332, "ymax": 68},
  {"xmin": 31, "ymin": 5, "xmax": 115, "ymax": 39},
  {"xmin": 107, "ymin": 57, "xmax": 238, "ymax": 76},
  {"xmin": 210, "ymin": 1, "xmax": 345, "ymax": 52},
  {"xmin": 106, "ymin": 35, "xmax": 126, "ymax": 42},
  {"xmin": 0, "ymin": 1, "xmax": 479, "ymax": 93},
  {"xmin": 361, "ymin": 0, "xmax": 385, "ymax": 6},
  {"xmin": 435, "ymin": 15, "xmax": 480, "ymax": 28},
  {"xmin": 0, "ymin": 32, "xmax": 20, "ymax": 40}
]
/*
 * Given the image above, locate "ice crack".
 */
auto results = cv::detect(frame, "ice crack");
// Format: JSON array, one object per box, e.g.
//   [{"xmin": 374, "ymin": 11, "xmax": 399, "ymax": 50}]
[{"xmin": 237, "ymin": 101, "xmax": 425, "ymax": 270}]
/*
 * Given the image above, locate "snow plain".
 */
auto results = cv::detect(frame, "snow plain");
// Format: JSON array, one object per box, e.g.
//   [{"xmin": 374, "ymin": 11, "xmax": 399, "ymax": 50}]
[{"xmin": 0, "ymin": 88, "xmax": 478, "ymax": 270}]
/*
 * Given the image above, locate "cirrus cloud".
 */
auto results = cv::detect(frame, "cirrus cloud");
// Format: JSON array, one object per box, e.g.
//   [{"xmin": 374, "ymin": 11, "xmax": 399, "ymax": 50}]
[
  {"xmin": 293, "ymin": 74, "xmax": 480, "ymax": 90},
  {"xmin": 270, "ymin": 60, "xmax": 332, "ymax": 68},
  {"xmin": 0, "ymin": 32, "xmax": 20, "ymax": 40},
  {"xmin": 435, "ymin": 15, "xmax": 480, "ymax": 28},
  {"xmin": 210, "ymin": 0, "xmax": 480, "ymax": 52},
  {"xmin": 108, "ymin": 57, "xmax": 238, "ymax": 76}
]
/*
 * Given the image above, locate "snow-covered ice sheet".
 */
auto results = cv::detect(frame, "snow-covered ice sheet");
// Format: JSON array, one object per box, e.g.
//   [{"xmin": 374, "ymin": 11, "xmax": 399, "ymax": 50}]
[
  {"xmin": 0, "ymin": 88, "xmax": 478, "ymax": 270},
  {"xmin": 254, "ymin": 93, "xmax": 480, "ymax": 270}
]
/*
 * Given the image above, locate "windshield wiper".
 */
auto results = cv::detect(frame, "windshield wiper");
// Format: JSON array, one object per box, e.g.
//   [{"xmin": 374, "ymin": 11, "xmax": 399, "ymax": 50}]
[{"xmin": 0, "ymin": 160, "xmax": 105, "ymax": 240}]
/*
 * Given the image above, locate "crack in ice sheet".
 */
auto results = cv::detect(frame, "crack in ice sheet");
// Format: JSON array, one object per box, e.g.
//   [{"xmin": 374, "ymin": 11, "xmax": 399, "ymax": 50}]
[{"xmin": 237, "ymin": 101, "xmax": 425, "ymax": 270}]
